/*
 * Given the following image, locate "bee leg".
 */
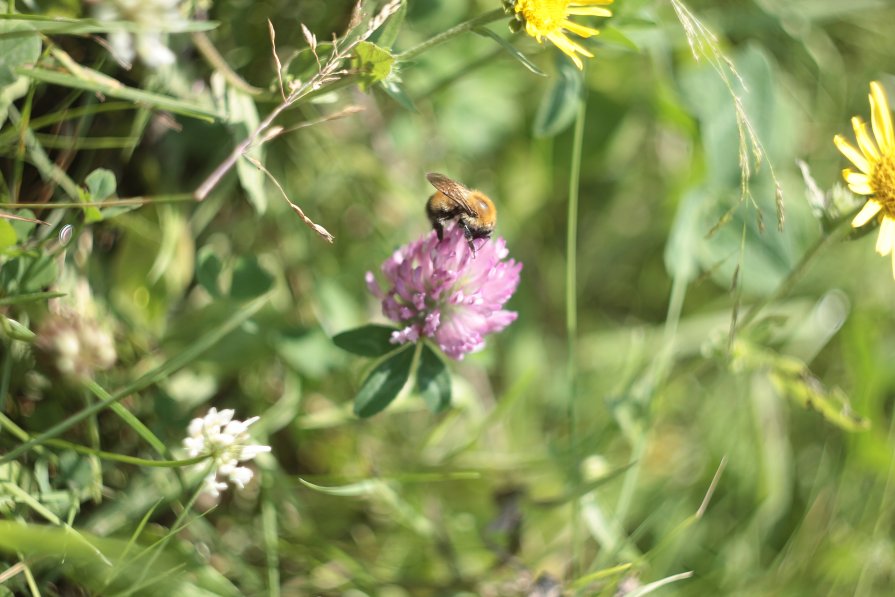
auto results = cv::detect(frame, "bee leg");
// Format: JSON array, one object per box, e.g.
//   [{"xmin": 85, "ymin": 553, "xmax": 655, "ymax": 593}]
[
  {"xmin": 433, "ymin": 221, "xmax": 445, "ymax": 241},
  {"xmin": 461, "ymin": 224, "xmax": 477, "ymax": 258}
]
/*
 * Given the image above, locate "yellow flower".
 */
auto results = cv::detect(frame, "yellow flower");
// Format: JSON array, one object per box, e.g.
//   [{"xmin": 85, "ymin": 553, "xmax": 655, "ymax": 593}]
[
  {"xmin": 835, "ymin": 81, "xmax": 895, "ymax": 277},
  {"xmin": 512, "ymin": 0, "xmax": 613, "ymax": 69}
]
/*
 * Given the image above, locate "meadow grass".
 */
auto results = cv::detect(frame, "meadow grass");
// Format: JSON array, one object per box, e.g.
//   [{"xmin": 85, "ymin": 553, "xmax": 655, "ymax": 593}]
[{"xmin": 2, "ymin": 0, "xmax": 895, "ymax": 595}]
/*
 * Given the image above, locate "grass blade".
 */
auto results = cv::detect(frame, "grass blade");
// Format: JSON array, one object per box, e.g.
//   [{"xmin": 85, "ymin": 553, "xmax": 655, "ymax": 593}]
[{"xmin": 16, "ymin": 67, "xmax": 222, "ymax": 122}]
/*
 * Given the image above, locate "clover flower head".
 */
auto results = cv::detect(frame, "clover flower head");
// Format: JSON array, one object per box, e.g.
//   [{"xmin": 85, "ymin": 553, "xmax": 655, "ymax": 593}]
[
  {"xmin": 36, "ymin": 309, "xmax": 117, "ymax": 382},
  {"xmin": 93, "ymin": 0, "xmax": 186, "ymax": 68},
  {"xmin": 366, "ymin": 224, "xmax": 522, "ymax": 360},
  {"xmin": 834, "ymin": 81, "xmax": 895, "ymax": 277},
  {"xmin": 183, "ymin": 407, "xmax": 271, "ymax": 497},
  {"xmin": 510, "ymin": 0, "xmax": 613, "ymax": 69}
]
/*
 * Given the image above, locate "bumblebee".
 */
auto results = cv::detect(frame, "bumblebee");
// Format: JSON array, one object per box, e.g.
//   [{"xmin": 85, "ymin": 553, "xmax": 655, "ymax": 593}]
[{"xmin": 425, "ymin": 172, "xmax": 497, "ymax": 256}]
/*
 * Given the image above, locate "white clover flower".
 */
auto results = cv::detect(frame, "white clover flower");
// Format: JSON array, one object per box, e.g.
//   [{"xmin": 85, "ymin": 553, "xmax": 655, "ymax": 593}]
[
  {"xmin": 183, "ymin": 407, "xmax": 271, "ymax": 497},
  {"xmin": 201, "ymin": 473, "xmax": 228, "ymax": 498},
  {"xmin": 93, "ymin": 0, "xmax": 186, "ymax": 68},
  {"xmin": 36, "ymin": 310, "xmax": 117, "ymax": 382}
]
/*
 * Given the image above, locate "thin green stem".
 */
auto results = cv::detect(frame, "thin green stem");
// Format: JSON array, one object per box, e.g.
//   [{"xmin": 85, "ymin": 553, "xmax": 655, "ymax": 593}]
[
  {"xmin": 0, "ymin": 193, "xmax": 196, "ymax": 210},
  {"xmin": 0, "ymin": 102, "xmax": 134, "ymax": 147},
  {"xmin": 0, "ymin": 292, "xmax": 66, "ymax": 307},
  {"xmin": 18, "ymin": 555, "xmax": 40, "ymax": 597},
  {"xmin": 262, "ymin": 485, "xmax": 281, "ymax": 597},
  {"xmin": 86, "ymin": 379, "xmax": 170, "ymax": 457},
  {"xmin": 0, "ymin": 339, "xmax": 12, "ymax": 412},
  {"xmin": 566, "ymin": 84, "xmax": 587, "ymax": 579},
  {"xmin": 46, "ymin": 439, "xmax": 208, "ymax": 468},
  {"xmin": 191, "ymin": 31, "xmax": 263, "ymax": 95},
  {"xmin": 127, "ymin": 474, "xmax": 209, "ymax": 593},
  {"xmin": 0, "ymin": 412, "xmax": 31, "ymax": 443},
  {"xmin": 85, "ymin": 390, "xmax": 104, "ymax": 502},
  {"xmin": 12, "ymin": 77, "xmax": 37, "ymax": 202},
  {"xmin": 395, "ymin": 8, "xmax": 506, "ymax": 62},
  {"xmin": 0, "ymin": 412, "xmax": 203, "ymax": 466},
  {"xmin": 418, "ymin": 46, "xmax": 504, "ymax": 101}
]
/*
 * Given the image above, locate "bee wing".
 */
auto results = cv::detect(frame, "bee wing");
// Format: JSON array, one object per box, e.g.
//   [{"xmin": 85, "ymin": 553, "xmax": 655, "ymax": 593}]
[{"xmin": 426, "ymin": 172, "xmax": 476, "ymax": 217}]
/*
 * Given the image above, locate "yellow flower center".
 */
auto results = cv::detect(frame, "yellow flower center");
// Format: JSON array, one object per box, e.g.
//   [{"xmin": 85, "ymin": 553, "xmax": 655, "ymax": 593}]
[
  {"xmin": 515, "ymin": 0, "xmax": 569, "ymax": 36},
  {"xmin": 873, "ymin": 152, "xmax": 895, "ymax": 215}
]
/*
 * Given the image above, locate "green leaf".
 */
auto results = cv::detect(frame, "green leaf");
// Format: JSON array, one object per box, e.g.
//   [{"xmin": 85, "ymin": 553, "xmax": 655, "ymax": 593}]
[
  {"xmin": 0, "ymin": 520, "xmax": 194, "ymax": 595},
  {"xmin": 353, "ymin": 345, "xmax": 414, "ymax": 417},
  {"xmin": 0, "ymin": 21, "xmax": 40, "ymax": 88},
  {"xmin": 7, "ymin": 208, "xmax": 37, "ymax": 239},
  {"xmin": 299, "ymin": 478, "xmax": 384, "ymax": 497},
  {"xmin": 0, "ymin": 218, "xmax": 16, "ymax": 250},
  {"xmin": 20, "ymin": 253, "xmax": 57, "ymax": 291},
  {"xmin": 664, "ymin": 188, "xmax": 705, "ymax": 282},
  {"xmin": 0, "ymin": 291, "xmax": 65, "ymax": 307},
  {"xmin": 333, "ymin": 324, "xmax": 398, "ymax": 357},
  {"xmin": 380, "ymin": 77, "xmax": 416, "ymax": 111},
  {"xmin": 227, "ymin": 86, "xmax": 267, "ymax": 214},
  {"xmin": 473, "ymin": 27, "xmax": 546, "ymax": 77},
  {"xmin": 85, "ymin": 168, "xmax": 116, "ymax": 200},
  {"xmin": 0, "ymin": 14, "xmax": 217, "ymax": 35},
  {"xmin": 416, "ymin": 344, "xmax": 451, "ymax": 413},
  {"xmin": 0, "ymin": 71, "xmax": 29, "ymax": 128},
  {"xmin": 80, "ymin": 202, "xmax": 105, "ymax": 224},
  {"xmin": 85, "ymin": 169, "xmax": 116, "ymax": 221},
  {"xmin": 369, "ymin": 0, "xmax": 406, "ymax": 49},
  {"xmin": 533, "ymin": 57, "xmax": 582, "ymax": 137},
  {"xmin": 353, "ymin": 41, "xmax": 395, "ymax": 92},
  {"xmin": 229, "ymin": 255, "xmax": 274, "ymax": 300},
  {"xmin": 2, "ymin": 315, "xmax": 34, "ymax": 341},
  {"xmin": 196, "ymin": 246, "xmax": 223, "ymax": 298},
  {"xmin": 18, "ymin": 67, "xmax": 221, "ymax": 122},
  {"xmin": 598, "ymin": 26, "xmax": 640, "ymax": 51}
]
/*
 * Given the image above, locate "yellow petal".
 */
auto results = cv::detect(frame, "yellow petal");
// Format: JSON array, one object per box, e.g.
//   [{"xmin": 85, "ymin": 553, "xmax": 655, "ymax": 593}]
[
  {"xmin": 849, "ymin": 182, "xmax": 875, "ymax": 195},
  {"xmin": 852, "ymin": 117, "xmax": 880, "ymax": 161},
  {"xmin": 876, "ymin": 217, "xmax": 895, "ymax": 256},
  {"xmin": 562, "ymin": 20, "xmax": 601, "ymax": 38},
  {"xmin": 844, "ymin": 168, "xmax": 874, "ymax": 194},
  {"xmin": 843, "ymin": 168, "xmax": 870, "ymax": 186},
  {"xmin": 834, "ymin": 135, "xmax": 870, "ymax": 173},
  {"xmin": 548, "ymin": 32, "xmax": 593, "ymax": 58},
  {"xmin": 567, "ymin": 7, "xmax": 613, "ymax": 16},
  {"xmin": 852, "ymin": 200, "xmax": 882, "ymax": 227},
  {"xmin": 551, "ymin": 39, "xmax": 584, "ymax": 69},
  {"xmin": 525, "ymin": 22, "xmax": 545, "ymax": 42},
  {"xmin": 870, "ymin": 81, "xmax": 895, "ymax": 152},
  {"xmin": 547, "ymin": 32, "xmax": 592, "ymax": 70}
]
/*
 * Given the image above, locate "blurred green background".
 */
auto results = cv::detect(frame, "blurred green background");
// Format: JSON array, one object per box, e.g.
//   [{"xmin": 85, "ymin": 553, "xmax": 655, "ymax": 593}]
[{"xmin": 3, "ymin": 0, "xmax": 895, "ymax": 594}]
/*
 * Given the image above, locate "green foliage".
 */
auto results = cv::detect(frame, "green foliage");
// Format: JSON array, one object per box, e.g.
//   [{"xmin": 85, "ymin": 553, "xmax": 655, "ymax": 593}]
[
  {"xmin": 474, "ymin": 26, "xmax": 547, "ymax": 77},
  {"xmin": 332, "ymin": 324, "xmax": 397, "ymax": 357},
  {"xmin": 352, "ymin": 343, "xmax": 415, "ymax": 417},
  {"xmin": 0, "ymin": 219, "xmax": 15, "ymax": 250},
  {"xmin": 2, "ymin": 0, "xmax": 895, "ymax": 595},
  {"xmin": 533, "ymin": 56, "xmax": 582, "ymax": 137},
  {"xmin": 0, "ymin": 22, "xmax": 40, "ymax": 88},
  {"xmin": 353, "ymin": 41, "xmax": 395, "ymax": 91},
  {"xmin": 416, "ymin": 343, "xmax": 451, "ymax": 413}
]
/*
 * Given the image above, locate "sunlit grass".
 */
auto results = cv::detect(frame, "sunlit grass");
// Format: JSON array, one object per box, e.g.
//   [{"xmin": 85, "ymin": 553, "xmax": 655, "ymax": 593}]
[{"xmin": 1, "ymin": 0, "xmax": 895, "ymax": 595}]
